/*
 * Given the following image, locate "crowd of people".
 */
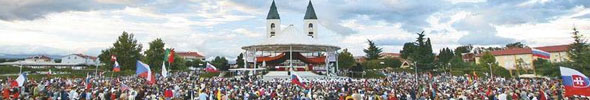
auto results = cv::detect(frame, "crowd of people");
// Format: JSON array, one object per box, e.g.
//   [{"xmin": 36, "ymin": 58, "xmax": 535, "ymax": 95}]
[{"xmin": 0, "ymin": 70, "xmax": 588, "ymax": 100}]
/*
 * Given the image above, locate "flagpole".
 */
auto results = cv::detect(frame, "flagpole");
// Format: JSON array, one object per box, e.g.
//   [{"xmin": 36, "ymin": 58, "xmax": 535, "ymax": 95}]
[{"xmin": 95, "ymin": 61, "xmax": 99, "ymax": 77}]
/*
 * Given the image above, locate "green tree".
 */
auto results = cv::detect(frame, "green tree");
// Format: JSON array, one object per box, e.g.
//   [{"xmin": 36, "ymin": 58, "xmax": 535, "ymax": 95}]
[
  {"xmin": 170, "ymin": 54, "xmax": 187, "ymax": 70},
  {"xmin": 478, "ymin": 52, "xmax": 511, "ymax": 78},
  {"xmin": 185, "ymin": 59, "xmax": 204, "ymax": 68},
  {"xmin": 338, "ymin": 49, "xmax": 356, "ymax": 69},
  {"xmin": 211, "ymin": 56, "xmax": 229, "ymax": 71},
  {"xmin": 143, "ymin": 39, "xmax": 165, "ymax": 71},
  {"xmin": 567, "ymin": 27, "xmax": 590, "ymax": 74},
  {"xmin": 412, "ymin": 31, "xmax": 435, "ymax": 71},
  {"xmin": 400, "ymin": 42, "xmax": 417, "ymax": 59},
  {"xmin": 454, "ymin": 45, "xmax": 473, "ymax": 56},
  {"xmin": 363, "ymin": 40, "xmax": 382, "ymax": 60},
  {"xmin": 362, "ymin": 60, "xmax": 383, "ymax": 69},
  {"xmin": 98, "ymin": 31, "xmax": 143, "ymax": 71},
  {"xmin": 534, "ymin": 58, "xmax": 558, "ymax": 77},
  {"xmin": 98, "ymin": 49, "xmax": 112, "ymax": 67},
  {"xmin": 438, "ymin": 47, "xmax": 454, "ymax": 64},
  {"xmin": 505, "ymin": 42, "xmax": 528, "ymax": 49},
  {"xmin": 383, "ymin": 58, "xmax": 402, "ymax": 68},
  {"xmin": 236, "ymin": 53, "xmax": 244, "ymax": 68}
]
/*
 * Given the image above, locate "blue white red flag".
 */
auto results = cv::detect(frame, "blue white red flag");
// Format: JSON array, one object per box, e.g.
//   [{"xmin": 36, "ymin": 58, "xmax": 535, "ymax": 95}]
[
  {"xmin": 205, "ymin": 63, "xmax": 219, "ymax": 72},
  {"xmin": 291, "ymin": 73, "xmax": 307, "ymax": 89},
  {"xmin": 15, "ymin": 73, "xmax": 26, "ymax": 87},
  {"xmin": 136, "ymin": 60, "xmax": 156, "ymax": 84},
  {"xmin": 85, "ymin": 73, "xmax": 92, "ymax": 89},
  {"xmin": 532, "ymin": 48, "xmax": 550, "ymax": 59},
  {"xmin": 113, "ymin": 61, "xmax": 121, "ymax": 72},
  {"xmin": 560, "ymin": 67, "xmax": 590, "ymax": 97},
  {"xmin": 121, "ymin": 83, "xmax": 130, "ymax": 91}
]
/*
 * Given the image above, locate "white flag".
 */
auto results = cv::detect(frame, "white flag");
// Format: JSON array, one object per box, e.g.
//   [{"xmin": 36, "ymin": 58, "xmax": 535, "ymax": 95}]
[{"xmin": 162, "ymin": 61, "xmax": 168, "ymax": 78}]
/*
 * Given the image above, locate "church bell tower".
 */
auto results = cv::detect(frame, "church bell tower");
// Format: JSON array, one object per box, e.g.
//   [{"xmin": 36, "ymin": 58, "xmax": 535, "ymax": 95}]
[
  {"xmin": 266, "ymin": 0, "xmax": 281, "ymax": 38},
  {"xmin": 303, "ymin": 0, "xmax": 318, "ymax": 38}
]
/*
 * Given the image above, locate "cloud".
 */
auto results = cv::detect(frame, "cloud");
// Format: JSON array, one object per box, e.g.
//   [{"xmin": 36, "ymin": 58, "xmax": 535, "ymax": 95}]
[
  {"xmin": 0, "ymin": 0, "xmax": 128, "ymax": 21},
  {"xmin": 1, "ymin": 0, "xmax": 590, "ymax": 59}
]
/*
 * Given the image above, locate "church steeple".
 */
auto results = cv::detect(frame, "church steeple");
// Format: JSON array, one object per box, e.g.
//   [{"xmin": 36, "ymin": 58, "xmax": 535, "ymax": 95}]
[
  {"xmin": 304, "ymin": 0, "xmax": 317, "ymax": 19},
  {"xmin": 266, "ymin": 0, "xmax": 280, "ymax": 19},
  {"xmin": 266, "ymin": 0, "xmax": 281, "ymax": 38}
]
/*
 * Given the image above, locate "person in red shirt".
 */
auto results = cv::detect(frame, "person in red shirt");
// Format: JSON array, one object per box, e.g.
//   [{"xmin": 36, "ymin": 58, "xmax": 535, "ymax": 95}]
[
  {"xmin": 2, "ymin": 88, "xmax": 9, "ymax": 99},
  {"xmin": 164, "ymin": 88, "xmax": 173, "ymax": 99}
]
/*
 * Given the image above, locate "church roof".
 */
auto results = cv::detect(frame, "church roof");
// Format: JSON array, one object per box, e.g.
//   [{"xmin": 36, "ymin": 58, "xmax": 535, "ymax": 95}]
[
  {"xmin": 304, "ymin": 1, "xmax": 317, "ymax": 19},
  {"xmin": 266, "ymin": 0, "xmax": 280, "ymax": 19}
]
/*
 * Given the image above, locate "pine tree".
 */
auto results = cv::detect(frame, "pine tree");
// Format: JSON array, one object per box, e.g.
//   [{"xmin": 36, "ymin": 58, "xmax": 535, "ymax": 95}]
[
  {"xmin": 567, "ymin": 27, "xmax": 590, "ymax": 74},
  {"xmin": 236, "ymin": 53, "xmax": 244, "ymax": 68},
  {"xmin": 144, "ymin": 38, "xmax": 165, "ymax": 71},
  {"xmin": 363, "ymin": 40, "xmax": 382, "ymax": 60},
  {"xmin": 98, "ymin": 31, "xmax": 143, "ymax": 71}
]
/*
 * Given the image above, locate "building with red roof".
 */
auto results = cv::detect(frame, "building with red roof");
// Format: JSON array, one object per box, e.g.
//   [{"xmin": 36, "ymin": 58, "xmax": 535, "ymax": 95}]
[
  {"xmin": 475, "ymin": 45, "xmax": 570, "ymax": 70},
  {"xmin": 176, "ymin": 51, "xmax": 205, "ymax": 61}
]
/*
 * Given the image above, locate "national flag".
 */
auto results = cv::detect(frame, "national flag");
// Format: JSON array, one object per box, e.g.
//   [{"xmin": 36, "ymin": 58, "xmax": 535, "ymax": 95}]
[
  {"xmin": 113, "ymin": 61, "xmax": 121, "ymax": 72},
  {"xmin": 47, "ymin": 69, "xmax": 52, "ymax": 76},
  {"xmin": 85, "ymin": 73, "xmax": 92, "ymax": 89},
  {"xmin": 291, "ymin": 73, "xmax": 307, "ymax": 88},
  {"xmin": 560, "ymin": 67, "xmax": 590, "ymax": 97},
  {"xmin": 532, "ymin": 48, "xmax": 550, "ymax": 59},
  {"xmin": 162, "ymin": 61, "xmax": 168, "ymax": 78},
  {"xmin": 111, "ymin": 55, "xmax": 117, "ymax": 62},
  {"xmin": 205, "ymin": 63, "xmax": 219, "ymax": 72},
  {"xmin": 136, "ymin": 60, "xmax": 156, "ymax": 84},
  {"xmin": 15, "ymin": 73, "xmax": 27, "ymax": 87},
  {"xmin": 121, "ymin": 83, "xmax": 130, "ymax": 91},
  {"xmin": 165, "ymin": 48, "xmax": 175, "ymax": 64}
]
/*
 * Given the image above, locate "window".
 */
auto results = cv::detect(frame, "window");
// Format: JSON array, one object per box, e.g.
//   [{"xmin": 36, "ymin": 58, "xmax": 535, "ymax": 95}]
[
  {"xmin": 308, "ymin": 23, "xmax": 313, "ymax": 29},
  {"xmin": 271, "ymin": 23, "xmax": 275, "ymax": 29},
  {"xmin": 308, "ymin": 32, "xmax": 314, "ymax": 37},
  {"xmin": 271, "ymin": 32, "xmax": 275, "ymax": 37}
]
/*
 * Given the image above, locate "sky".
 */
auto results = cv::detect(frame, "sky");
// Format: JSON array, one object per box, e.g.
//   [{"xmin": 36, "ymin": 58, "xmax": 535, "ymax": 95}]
[{"xmin": 1, "ymin": 0, "xmax": 590, "ymax": 61}]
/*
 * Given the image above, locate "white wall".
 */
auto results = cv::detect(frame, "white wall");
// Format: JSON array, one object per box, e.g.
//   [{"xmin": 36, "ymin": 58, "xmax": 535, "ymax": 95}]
[{"xmin": 61, "ymin": 55, "xmax": 99, "ymax": 65}]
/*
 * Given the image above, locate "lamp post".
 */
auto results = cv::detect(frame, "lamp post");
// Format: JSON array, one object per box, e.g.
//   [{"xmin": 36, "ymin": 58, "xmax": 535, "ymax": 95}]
[
  {"xmin": 414, "ymin": 62, "xmax": 418, "ymax": 84},
  {"xmin": 448, "ymin": 63, "xmax": 451, "ymax": 76},
  {"xmin": 488, "ymin": 63, "xmax": 493, "ymax": 79}
]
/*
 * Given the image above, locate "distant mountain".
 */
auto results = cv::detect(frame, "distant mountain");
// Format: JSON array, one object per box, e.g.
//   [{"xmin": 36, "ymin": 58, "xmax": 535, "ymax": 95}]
[{"xmin": 0, "ymin": 53, "xmax": 64, "ymax": 59}]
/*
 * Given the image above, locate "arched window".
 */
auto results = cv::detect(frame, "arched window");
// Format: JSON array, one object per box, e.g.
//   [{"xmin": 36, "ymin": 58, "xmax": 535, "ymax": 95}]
[
  {"xmin": 308, "ymin": 23, "xmax": 314, "ymax": 37},
  {"xmin": 270, "ymin": 23, "xmax": 276, "ymax": 37}
]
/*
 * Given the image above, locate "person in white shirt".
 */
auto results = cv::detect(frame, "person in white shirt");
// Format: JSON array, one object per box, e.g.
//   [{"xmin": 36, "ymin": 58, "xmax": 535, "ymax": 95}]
[
  {"xmin": 69, "ymin": 89, "xmax": 79, "ymax": 100},
  {"xmin": 497, "ymin": 91, "xmax": 508, "ymax": 100}
]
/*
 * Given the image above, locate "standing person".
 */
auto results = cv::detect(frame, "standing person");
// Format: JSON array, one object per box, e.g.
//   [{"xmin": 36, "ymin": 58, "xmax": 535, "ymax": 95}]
[
  {"xmin": 69, "ymin": 89, "xmax": 79, "ymax": 100},
  {"xmin": 199, "ymin": 89, "xmax": 208, "ymax": 100}
]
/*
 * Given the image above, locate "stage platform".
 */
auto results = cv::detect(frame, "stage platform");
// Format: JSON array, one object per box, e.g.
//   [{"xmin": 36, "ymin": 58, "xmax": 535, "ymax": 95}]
[{"xmin": 261, "ymin": 71, "xmax": 346, "ymax": 81}]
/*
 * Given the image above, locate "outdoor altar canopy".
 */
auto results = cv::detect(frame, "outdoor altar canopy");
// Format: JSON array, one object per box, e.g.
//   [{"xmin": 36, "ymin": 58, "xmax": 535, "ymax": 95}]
[{"xmin": 241, "ymin": 25, "xmax": 340, "ymax": 76}]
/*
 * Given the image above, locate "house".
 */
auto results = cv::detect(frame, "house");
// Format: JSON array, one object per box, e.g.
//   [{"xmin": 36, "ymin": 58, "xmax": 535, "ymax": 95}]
[
  {"xmin": 61, "ymin": 54, "xmax": 100, "ymax": 65},
  {"xmin": 475, "ymin": 45, "xmax": 569, "ymax": 70},
  {"xmin": 24, "ymin": 55, "xmax": 53, "ymax": 63},
  {"xmin": 176, "ymin": 51, "xmax": 205, "ymax": 61},
  {"xmin": 354, "ymin": 56, "xmax": 366, "ymax": 63},
  {"xmin": 461, "ymin": 53, "xmax": 476, "ymax": 62},
  {"xmin": 0, "ymin": 55, "xmax": 89, "ymax": 69},
  {"xmin": 379, "ymin": 53, "xmax": 401, "ymax": 59}
]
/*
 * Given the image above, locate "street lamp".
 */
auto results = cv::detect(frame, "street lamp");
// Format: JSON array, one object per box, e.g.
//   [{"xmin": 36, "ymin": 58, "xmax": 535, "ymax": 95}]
[{"xmin": 488, "ymin": 63, "xmax": 493, "ymax": 80}]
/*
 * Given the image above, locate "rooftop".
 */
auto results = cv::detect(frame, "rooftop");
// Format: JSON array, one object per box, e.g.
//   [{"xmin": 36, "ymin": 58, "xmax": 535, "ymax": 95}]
[{"xmin": 176, "ymin": 51, "xmax": 204, "ymax": 57}]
